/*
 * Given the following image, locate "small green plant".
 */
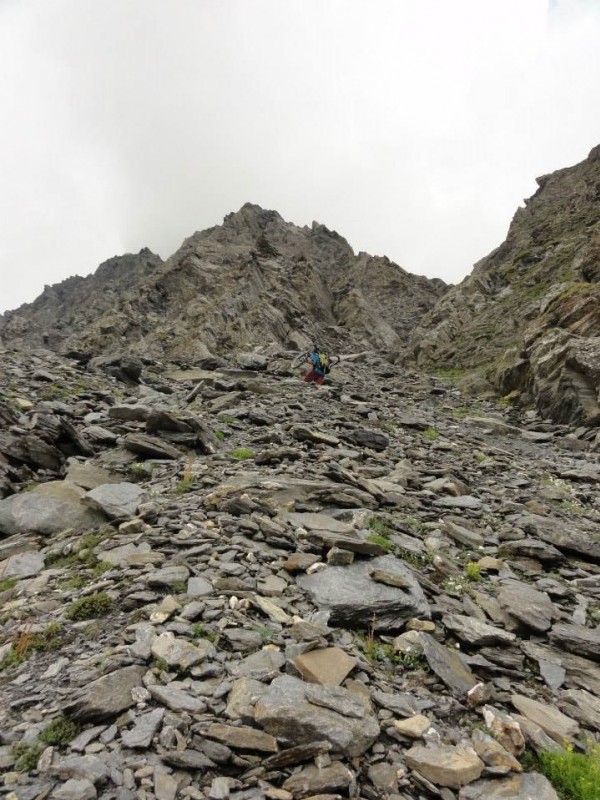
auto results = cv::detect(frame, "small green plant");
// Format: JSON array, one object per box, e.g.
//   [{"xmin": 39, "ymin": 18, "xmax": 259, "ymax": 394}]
[
  {"xmin": 128, "ymin": 462, "xmax": 152, "ymax": 481},
  {"xmin": 253, "ymin": 624, "xmax": 276, "ymax": 641},
  {"xmin": 434, "ymin": 368, "xmax": 465, "ymax": 385},
  {"xmin": 171, "ymin": 580, "xmax": 187, "ymax": 594},
  {"xmin": 464, "ymin": 561, "xmax": 482, "ymax": 582},
  {"xmin": 11, "ymin": 741, "xmax": 44, "ymax": 772},
  {"xmin": 367, "ymin": 517, "xmax": 392, "ymax": 536},
  {"xmin": 174, "ymin": 476, "xmax": 196, "ymax": 494},
  {"xmin": 522, "ymin": 744, "xmax": 600, "ymax": 800},
  {"xmin": 397, "ymin": 514, "xmax": 428, "ymax": 536},
  {"xmin": 395, "ymin": 650, "xmax": 427, "ymax": 670},
  {"xmin": 0, "ymin": 622, "xmax": 64, "ymax": 672},
  {"xmin": 423, "ymin": 427, "xmax": 438, "ymax": 441},
  {"xmin": 152, "ymin": 657, "xmax": 169, "ymax": 673},
  {"xmin": 397, "ymin": 548, "xmax": 433, "ymax": 568},
  {"xmin": 0, "ymin": 577, "xmax": 17, "ymax": 593},
  {"xmin": 365, "ymin": 533, "xmax": 394, "ymax": 553},
  {"xmin": 91, "ymin": 561, "xmax": 112, "ymax": 578},
  {"xmin": 215, "ymin": 430, "xmax": 227, "ymax": 441},
  {"xmin": 39, "ymin": 715, "xmax": 79, "ymax": 746},
  {"xmin": 217, "ymin": 414, "xmax": 238, "ymax": 425},
  {"xmin": 231, "ymin": 448, "xmax": 255, "ymax": 460},
  {"xmin": 59, "ymin": 575, "xmax": 86, "ymax": 590},
  {"xmin": 65, "ymin": 592, "xmax": 114, "ymax": 621}
]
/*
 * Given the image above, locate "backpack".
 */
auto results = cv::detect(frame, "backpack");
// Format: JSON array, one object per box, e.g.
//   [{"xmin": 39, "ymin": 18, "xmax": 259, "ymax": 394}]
[{"xmin": 317, "ymin": 352, "xmax": 331, "ymax": 374}]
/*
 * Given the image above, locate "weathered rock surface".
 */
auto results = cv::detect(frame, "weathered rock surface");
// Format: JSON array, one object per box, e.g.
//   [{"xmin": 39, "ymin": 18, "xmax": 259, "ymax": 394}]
[{"xmin": 408, "ymin": 144, "xmax": 600, "ymax": 425}]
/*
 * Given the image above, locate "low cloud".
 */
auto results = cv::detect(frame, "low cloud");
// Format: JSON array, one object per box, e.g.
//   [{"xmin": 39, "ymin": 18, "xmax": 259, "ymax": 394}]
[{"xmin": 1, "ymin": 0, "xmax": 599, "ymax": 312}]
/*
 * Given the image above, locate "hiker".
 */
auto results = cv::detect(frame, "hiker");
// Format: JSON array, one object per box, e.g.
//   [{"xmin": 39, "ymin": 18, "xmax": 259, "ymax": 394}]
[{"xmin": 304, "ymin": 345, "xmax": 331, "ymax": 385}]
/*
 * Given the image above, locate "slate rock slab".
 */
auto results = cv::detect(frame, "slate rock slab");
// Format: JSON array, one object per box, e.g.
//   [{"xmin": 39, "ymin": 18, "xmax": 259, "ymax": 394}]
[
  {"xmin": 85, "ymin": 482, "xmax": 143, "ymax": 519},
  {"xmin": 419, "ymin": 633, "xmax": 478, "ymax": 697},
  {"xmin": 498, "ymin": 579, "xmax": 559, "ymax": 633},
  {"xmin": 0, "ymin": 481, "xmax": 106, "ymax": 536},
  {"xmin": 1, "ymin": 551, "xmax": 45, "ymax": 578},
  {"xmin": 254, "ymin": 675, "xmax": 379, "ymax": 757},
  {"xmin": 122, "ymin": 433, "xmax": 183, "ymax": 460},
  {"xmin": 65, "ymin": 665, "xmax": 146, "ymax": 722},
  {"xmin": 511, "ymin": 694, "xmax": 579, "ymax": 743},
  {"xmin": 458, "ymin": 772, "xmax": 559, "ymax": 799},
  {"xmin": 121, "ymin": 708, "xmax": 165, "ymax": 749},
  {"xmin": 297, "ymin": 554, "xmax": 430, "ymax": 631},
  {"xmin": 549, "ymin": 622, "xmax": 600, "ymax": 662},
  {"xmin": 444, "ymin": 614, "xmax": 517, "ymax": 647}
]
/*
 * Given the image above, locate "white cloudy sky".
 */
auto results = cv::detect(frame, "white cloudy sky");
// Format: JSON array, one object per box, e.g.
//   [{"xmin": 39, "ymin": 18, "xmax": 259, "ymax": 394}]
[{"xmin": 1, "ymin": 0, "xmax": 599, "ymax": 313}]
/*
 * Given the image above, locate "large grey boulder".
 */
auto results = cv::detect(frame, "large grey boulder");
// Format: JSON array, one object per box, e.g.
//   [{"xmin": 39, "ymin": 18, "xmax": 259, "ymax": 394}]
[
  {"xmin": 0, "ymin": 481, "xmax": 106, "ymax": 536},
  {"xmin": 254, "ymin": 675, "xmax": 379, "ymax": 757},
  {"xmin": 297, "ymin": 555, "xmax": 430, "ymax": 631},
  {"xmin": 85, "ymin": 482, "xmax": 143, "ymax": 519}
]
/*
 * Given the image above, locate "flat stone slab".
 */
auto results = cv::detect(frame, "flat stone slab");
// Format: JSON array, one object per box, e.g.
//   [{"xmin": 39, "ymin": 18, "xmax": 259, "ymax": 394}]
[
  {"xmin": 121, "ymin": 708, "xmax": 165, "ymax": 749},
  {"xmin": 0, "ymin": 551, "xmax": 45, "ymax": 578},
  {"xmin": 498, "ymin": 579, "xmax": 559, "ymax": 633},
  {"xmin": 294, "ymin": 647, "xmax": 356, "ymax": 686},
  {"xmin": 405, "ymin": 743, "xmax": 484, "ymax": 789},
  {"xmin": 510, "ymin": 694, "xmax": 579, "ymax": 743},
  {"xmin": 85, "ymin": 482, "xmax": 143, "ymax": 519},
  {"xmin": 206, "ymin": 723, "xmax": 278, "ymax": 752},
  {"xmin": 419, "ymin": 633, "xmax": 479, "ymax": 697},
  {"xmin": 148, "ymin": 684, "xmax": 207, "ymax": 714},
  {"xmin": 444, "ymin": 614, "xmax": 517, "ymax": 647},
  {"xmin": 549, "ymin": 622, "xmax": 600, "ymax": 662},
  {"xmin": 66, "ymin": 462, "xmax": 118, "ymax": 490},
  {"xmin": 285, "ymin": 512, "xmax": 354, "ymax": 534},
  {"xmin": 458, "ymin": 772, "xmax": 559, "ymax": 799},
  {"xmin": 0, "ymin": 481, "xmax": 105, "ymax": 536},
  {"xmin": 65, "ymin": 665, "xmax": 146, "ymax": 722},
  {"xmin": 297, "ymin": 554, "xmax": 430, "ymax": 631},
  {"xmin": 255, "ymin": 675, "xmax": 379, "ymax": 757}
]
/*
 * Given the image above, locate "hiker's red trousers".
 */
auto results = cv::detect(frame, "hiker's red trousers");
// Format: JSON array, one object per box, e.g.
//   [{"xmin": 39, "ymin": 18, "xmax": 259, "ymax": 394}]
[{"xmin": 304, "ymin": 369, "xmax": 324, "ymax": 385}]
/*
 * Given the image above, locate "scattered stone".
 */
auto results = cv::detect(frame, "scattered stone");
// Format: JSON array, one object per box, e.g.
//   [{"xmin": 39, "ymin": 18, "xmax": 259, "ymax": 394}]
[
  {"xmin": 293, "ymin": 647, "xmax": 355, "ymax": 686},
  {"xmin": 255, "ymin": 675, "xmax": 379, "ymax": 757},
  {"xmin": 85, "ymin": 482, "xmax": 143, "ymax": 519},
  {"xmin": 405, "ymin": 743, "xmax": 484, "ymax": 788},
  {"xmin": 65, "ymin": 666, "xmax": 146, "ymax": 722},
  {"xmin": 419, "ymin": 633, "xmax": 478, "ymax": 697},
  {"xmin": 510, "ymin": 695, "xmax": 579, "ymax": 744}
]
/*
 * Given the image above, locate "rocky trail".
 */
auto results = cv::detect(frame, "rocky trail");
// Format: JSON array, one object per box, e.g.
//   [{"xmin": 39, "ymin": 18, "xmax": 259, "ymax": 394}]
[{"xmin": 0, "ymin": 348, "xmax": 599, "ymax": 800}]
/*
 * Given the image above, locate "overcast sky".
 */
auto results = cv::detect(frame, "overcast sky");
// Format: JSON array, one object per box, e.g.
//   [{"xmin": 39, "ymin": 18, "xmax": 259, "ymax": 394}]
[{"xmin": 1, "ymin": 0, "xmax": 599, "ymax": 313}]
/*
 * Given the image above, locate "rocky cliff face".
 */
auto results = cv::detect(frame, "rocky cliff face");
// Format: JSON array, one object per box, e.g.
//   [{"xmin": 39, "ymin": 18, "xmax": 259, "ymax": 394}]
[
  {"xmin": 0, "ymin": 205, "xmax": 448, "ymax": 361},
  {"xmin": 408, "ymin": 145, "xmax": 600, "ymax": 426}
]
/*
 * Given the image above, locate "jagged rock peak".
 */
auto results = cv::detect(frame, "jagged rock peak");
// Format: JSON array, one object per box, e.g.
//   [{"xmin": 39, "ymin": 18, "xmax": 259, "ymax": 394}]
[{"xmin": 0, "ymin": 206, "xmax": 448, "ymax": 360}]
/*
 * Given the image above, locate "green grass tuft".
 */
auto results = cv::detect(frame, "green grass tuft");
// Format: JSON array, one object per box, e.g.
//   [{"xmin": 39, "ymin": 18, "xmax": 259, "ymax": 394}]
[
  {"xmin": 11, "ymin": 742, "xmax": 44, "ymax": 772},
  {"xmin": 522, "ymin": 745, "xmax": 600, "ymax": 800},
  {"xmin": 39, "ymin": 715, "xmax": 79, "ymax": 746},
  {"xmin": 366, "ymin": 533, "xmax": 394, "ymax": 553},
  {"xmin": 65, "ymin": 592, "xmax": 114, "ymax": 621},
  {"xmin": 423, "ymin": 427, "xmax": 438, "ymax": 441},
  {"xmin": 231, "ymin": 447, "xmax": 255, "ymax": 460}
]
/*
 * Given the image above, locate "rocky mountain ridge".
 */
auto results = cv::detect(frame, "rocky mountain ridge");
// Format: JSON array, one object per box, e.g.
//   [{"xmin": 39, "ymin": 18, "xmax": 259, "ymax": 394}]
[
  {"xmin": 0, "ymin": 205, "xmax": 447, "ymax": 361},
  {"xmin": 0, "ymin": 347, "xmax": 599, "ymax": 799},
  {"xmin": 408, "ymin": 144, "xmax": 600, "ymax": 426}
]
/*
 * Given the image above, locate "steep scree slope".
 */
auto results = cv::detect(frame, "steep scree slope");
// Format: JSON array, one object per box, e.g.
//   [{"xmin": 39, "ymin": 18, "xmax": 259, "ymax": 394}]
[{"xmin": 0, "ymin": 348, "xmax": 599, "ymax": 798}]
